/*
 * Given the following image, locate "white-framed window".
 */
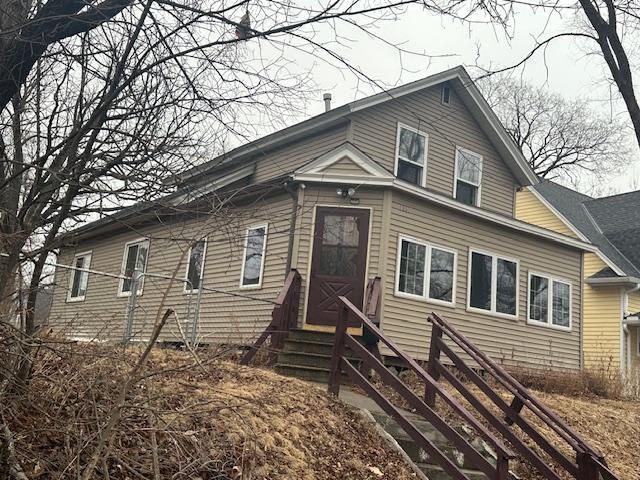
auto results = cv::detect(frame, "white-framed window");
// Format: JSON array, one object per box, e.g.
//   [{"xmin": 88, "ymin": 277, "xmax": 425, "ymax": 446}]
[
  {"xmin": 527, "ymin": 272, "xmax": 572, "ymax": 330},
  {"xmin": 240, "ymin": 224, "xmax": 268, "ymax": 288},
  {"xmin": 395, "ymin": 123, "xmax": 428, "ymax": 187},
  {"xmin": 184, "ymin": 239, "xmax": 207, "ymax": 293},
  {"xmin": 467, "ymin": 249, "xmax": 518, "ymax": 318},
  {"xmin": 395, "ymin": 235, "xmax": 457, "ymax": 306},
  {"xmin": 118, "ymin": 238, "xmax": 149, "ymax": 296},
  {"xmin": 454, "ymin": 147, "xmax": 482, "ymax": 206},
  {"xmin": 441, "ymin": 84, "xmax": 451, "ymax": 105},
  {"xmin": 67, "ymin": 251, "xmax": 92, "ymax": 302}
]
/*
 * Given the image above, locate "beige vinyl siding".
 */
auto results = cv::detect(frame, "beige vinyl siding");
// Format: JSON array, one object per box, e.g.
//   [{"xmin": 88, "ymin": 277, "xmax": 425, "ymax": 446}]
[
  {"xmin": 349, "ymin": 86, "xmax": 519, "ymax": 216},
  {"xmin": 582, "ymin": 253, "xmax": 622, "ymax": 370},
  {"xmin": 48, "ymin": 194, "xmax": 294, "ymax": 344},
  {"xmin": 382, "ymin": 190, "xmax": 582, "ymax": 370},
  {"xmin": 515, "ymin": 189, "xmax": 580, "ymax": 238},
  {"xmin": 252, "ymin": 125, "xmax": 348, "ymax": 183},
  {"xmin": 319, "ymin": 155, "xmax": 368, "ymax": 175},
  {"xmin": 292, "ymin": 185, "xmax": 385, "ymax": 330}
]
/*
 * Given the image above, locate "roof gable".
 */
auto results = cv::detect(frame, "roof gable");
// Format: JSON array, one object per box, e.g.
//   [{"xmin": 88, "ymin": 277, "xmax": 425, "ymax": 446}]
[{"xmin": 178, "ymin": 66, "xmax": 538, "ymax": 187}]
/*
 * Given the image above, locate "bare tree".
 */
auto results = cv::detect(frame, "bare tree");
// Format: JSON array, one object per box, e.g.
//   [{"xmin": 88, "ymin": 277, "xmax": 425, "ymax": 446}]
[{"xmin": 480, "ymin": 76, "xmax": 632, "ymax": 183}]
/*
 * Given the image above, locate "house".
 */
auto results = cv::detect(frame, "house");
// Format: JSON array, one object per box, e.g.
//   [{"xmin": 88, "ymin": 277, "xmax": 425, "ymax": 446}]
[
  {"xmin": 516, "ymin": 182, "xmax": 640, "ymax": 375},
  {"xmin": 47, "ymin": 66, "xmax": 595, "ymax": 371}
]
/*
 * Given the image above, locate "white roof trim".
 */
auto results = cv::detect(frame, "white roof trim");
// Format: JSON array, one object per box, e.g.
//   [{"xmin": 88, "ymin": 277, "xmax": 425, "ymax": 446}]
[
  {"xmin": 525, "ymin": 187, "xmax": 626, "ymax": 276},
  {"xmin": 586, "ymin": 276, "xmax": 640, "ymax": 286},
  {"xmin": 173, "ymin": 163, "xmax": 255, "ymax": 204},
  {"xmin": 295, "ymin": 143, "xmax": 394, "ymax": 178},
  {"xmin": 393, "ymin": 179, "xmax": 595, "ymax": 252}
]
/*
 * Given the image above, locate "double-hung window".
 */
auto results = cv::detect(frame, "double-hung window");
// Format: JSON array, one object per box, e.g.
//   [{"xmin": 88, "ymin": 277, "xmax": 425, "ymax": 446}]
[
  {"xmin": 119, "ymin": 239, "xmax": 149, "ymax": 295},
  {"xmin": 240, "ymin": 224, "xmax": 267, "ymax": 288},
  {"xmin": 454, "ymin": 148, "xmax": 482, "ymax": 206},
  {"xmin": 528, "ymin": 273, "xmax": 571, "ymax": 330},
  {"xmin": 67, "ymin": 252, "xmax": 92, "ymax": 302},
  {"xmin": 185, "ymin": 239, "xmax": 207, "ymax": 293},
  {"xmin": 395, "ymin": 124, "xmax": 428, "ymax": 187},
  {"xmin": 395, "ymin": 235, "xmax": 456, "ymax": 306},
  {"xmin": 468, "ymin": 250, "xmax": 518, "ymax": 317}
]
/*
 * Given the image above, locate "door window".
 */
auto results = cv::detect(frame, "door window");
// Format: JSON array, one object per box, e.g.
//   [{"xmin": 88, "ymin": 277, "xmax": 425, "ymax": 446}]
[{"xmin": 318, "ymin": 214, "xmax": 360, "ymax": 277}]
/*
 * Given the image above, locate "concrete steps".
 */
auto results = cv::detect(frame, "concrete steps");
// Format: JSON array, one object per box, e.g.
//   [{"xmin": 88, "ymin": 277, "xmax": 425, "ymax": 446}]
[
  {"xmin": 370, "ymin": 410, "xmax": 507, "ymax": 479},
  {"xmin": 274, "ymin": 328, "xmax": 362, "ymax": 383}
]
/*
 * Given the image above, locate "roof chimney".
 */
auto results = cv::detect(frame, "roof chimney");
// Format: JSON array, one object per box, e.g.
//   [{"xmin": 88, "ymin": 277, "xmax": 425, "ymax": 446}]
[{"xmin": 323, "ymin": 93, "xmax": 332, "ymax": 112}]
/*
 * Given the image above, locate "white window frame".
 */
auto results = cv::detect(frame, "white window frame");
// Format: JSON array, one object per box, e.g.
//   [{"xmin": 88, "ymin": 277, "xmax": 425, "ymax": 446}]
[
  {"xmin": 394, "ymin": 123, "xmax": 428, "ymax": 188},
  {"xmin": 466, "ymin": 248, "xmax": 519, "ymax": 320},
  {"xmin": 526, "ymin": 271, "xmax": 572, "ymax": 331},
  {"xmin": 184, "ymin": 238, "xmax": 208, "ymax": 294},
  {"xmin": 239, "ymin": 223, "xmax": 268, "ymax": 290},
  {"xmin": 441, "ymin": 84, "xmax": 451, "ymax": 105},
  {"xmin": 394, "ymin": 234, "xmax": 457, "ymax": 307},
  {"xmin": 117, "ymin": 238, "xmax": 150, "ymax": 297},
  {"xmin": 67, "ymin": 251, "xmax": 92, "ymax": 302},
  {"xmin": 453, "ymin": 147, "xmax": 483, "ymax": 207}
]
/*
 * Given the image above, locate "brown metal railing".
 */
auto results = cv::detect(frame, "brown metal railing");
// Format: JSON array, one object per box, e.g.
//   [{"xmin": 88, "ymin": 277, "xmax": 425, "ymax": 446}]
[
  {"xmin": 240, "ymin": 269, "xmax": 301, "ymax": 365},
  {"xmin": 328, "ymin": 296, "xmax": 515, "ymax": 480},
  {"xmin": 426, "ymin": 312, "xmax": 620, "ymax": 480}
]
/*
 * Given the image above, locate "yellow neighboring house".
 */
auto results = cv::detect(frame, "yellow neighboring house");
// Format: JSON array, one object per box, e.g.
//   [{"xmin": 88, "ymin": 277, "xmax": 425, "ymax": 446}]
[{"xmin": 516, "ymin": 181, "xmax": 640, "ymax": 376}]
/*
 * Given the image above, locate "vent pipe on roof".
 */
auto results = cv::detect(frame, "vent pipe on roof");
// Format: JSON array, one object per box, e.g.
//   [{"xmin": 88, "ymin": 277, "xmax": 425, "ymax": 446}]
[{"xmin": 323, "ymin": 93, "xmax": 332, "ymax": 112}]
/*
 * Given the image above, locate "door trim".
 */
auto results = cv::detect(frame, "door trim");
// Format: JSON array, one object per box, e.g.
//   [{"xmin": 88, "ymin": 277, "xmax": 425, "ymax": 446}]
[{"xmin": 302, "ymin": 204, "xmax": 373, "ymax": 333}]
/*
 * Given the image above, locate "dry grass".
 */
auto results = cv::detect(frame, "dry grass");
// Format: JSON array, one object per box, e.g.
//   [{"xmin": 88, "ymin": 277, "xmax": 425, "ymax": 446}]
[
  {"xmin": 2, "ymin": 344, "xmax": 419, "ymax": 479},
  {"xmin": 367, "ymin": 369, "xmax": 639, "ymax": 480}
]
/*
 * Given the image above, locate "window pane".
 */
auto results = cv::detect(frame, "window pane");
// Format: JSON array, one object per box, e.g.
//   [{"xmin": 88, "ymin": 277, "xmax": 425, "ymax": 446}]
[
  {"xmin": 186, "ymin": 240, "xmax": 206, "ymax": 291},
  {"xmin": 457, "ymin": 150, "xmax": 481, "ymax": 185},
  {"xmin": 71, "ymin": 256, "xmax": 87, "ymax": 298},
  {"xmin": 529, "ymin": 275, "xmax": 549, "ymax": 322},
  {"xmin": 470, "ymin": 252, "xmax": 492, "ymax": 310},
  {"xmin": 496, "ymin": 259, "xmax": 517, "ymax": 315},
  {"xmin": 429, "ymin": 248, "xmax": 454, "ymax": 302},
  {"xmin": 122, "ymin": 244, "xmax": 139, "ymax": 292},
  {"xmin": 397, "ymin": 160, "xmax": 423, "ymax": 185},
  {"xmin": 552, "ymin": 281, "xmax": 571, "ymax": 327},
  {"xmin": 455, "ymin": 180, "xmax": 477, "ymax": 206},
  {"xmin": 242, "ymin": 227, "xmax": 266, "ymax": 286},
  {"xmin": 319, "ymin": 215, "xmax": 360, "ymax": 277},
  {"xmin": 398, "ymin": 127, "xmax": 425, "ymax": 164},
  {"xmin": 398, "ymin": 240, "xmax": 426, "ymax": 296}
]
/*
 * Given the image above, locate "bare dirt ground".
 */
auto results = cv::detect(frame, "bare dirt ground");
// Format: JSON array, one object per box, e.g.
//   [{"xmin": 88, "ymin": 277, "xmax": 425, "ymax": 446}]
[{"xmin": 2, "ymin": 345, "xmax": 418, "ymax": 480}]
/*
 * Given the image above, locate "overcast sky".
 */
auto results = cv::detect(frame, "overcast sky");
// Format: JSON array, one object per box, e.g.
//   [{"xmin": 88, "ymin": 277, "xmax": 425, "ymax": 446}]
[{"xmin": 252, "ymin": 3, "xmax": 639, "ymax": 195}]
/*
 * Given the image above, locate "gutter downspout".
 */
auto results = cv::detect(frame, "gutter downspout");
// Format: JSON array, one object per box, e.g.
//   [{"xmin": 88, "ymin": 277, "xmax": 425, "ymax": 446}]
[{"xmin": 622, "ymin": 283, "xmax": 640, "ymax": 376}]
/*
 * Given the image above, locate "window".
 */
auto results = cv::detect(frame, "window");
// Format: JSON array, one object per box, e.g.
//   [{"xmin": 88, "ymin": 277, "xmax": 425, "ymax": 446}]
[
  {"xmin": 68, "ymin": 252, "xmax": 92, "ymax": 301},
  {"xmin": 441, "ymin": 84, "xmax": 451, "ymax": 105},
  {"xmin": 454, "ymin": 148, "xmax": 482, "ymax": 206},
  {"xmin": 395, "ymin": 236, "xmax": 456, "ymax": 305},
  {"xmin": 468, "ymin": 250, "xmax": 518, "ymax": 318},
  {"xmin": 119, "ymin": 239, "xmax": 149, "ymax": 295},
  {"xmin": 240, "ymin": 224, "xmax": 267, "ymax": 288},
  {"xmin": 185, "ymin": 239, "xmax": 207, "ymax": 292},
  {"xmin": 528, "ymin": 273, "xmax": 572, "ymax": 330},
  {"xmin": 395, "ymin": 124, "xmax": 427, "ymax": 187}
]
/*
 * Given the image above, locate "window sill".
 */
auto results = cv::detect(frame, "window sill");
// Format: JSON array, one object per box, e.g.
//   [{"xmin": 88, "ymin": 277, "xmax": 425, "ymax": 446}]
[
  {"xmin": 117, "ymin": 290, "xmax": 144, "ymax": 298},
  {"xmin": 66, "ymin": 296, "xmax": 86, "ymax": 303},
  {"xmin": 393, "ymin": 291, "xmax": 455, "ymax": 308},
  {"xmin": 466, "ymin": 306, "xmax": 518, "ymax": 321},
  {"xmin": 239, "ymin": 284, "xmax": 263, "ymax": 291},
  {"xmin": 526, "ymin": 319, "xmax": 572, "ymax": 332}
]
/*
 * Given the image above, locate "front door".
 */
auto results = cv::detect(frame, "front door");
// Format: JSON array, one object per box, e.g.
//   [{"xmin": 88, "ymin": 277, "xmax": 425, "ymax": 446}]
[{"xmin": 306, "ymin": 207, "xmax": 370, "ymax": 327}]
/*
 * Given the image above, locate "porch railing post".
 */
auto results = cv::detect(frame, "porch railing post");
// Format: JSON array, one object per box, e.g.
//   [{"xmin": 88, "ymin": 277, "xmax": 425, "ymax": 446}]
[
  {"xmin": 425, "ymin": 319, "xmax": 443, "ymax": 408},
  {"xmin": 328, "ymin": 303, "xmax": 348, "ymax": 396},
  {"xmin": 495, "ymin": 452, "xmax": 509, "ymax": 480},
  {"xmin": 577, "ymin": 452, "xmax": 600, "ymax": 480}
]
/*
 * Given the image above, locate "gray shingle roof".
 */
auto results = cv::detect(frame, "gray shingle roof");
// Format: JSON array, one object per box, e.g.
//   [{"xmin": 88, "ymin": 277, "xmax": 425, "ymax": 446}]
[{"xmin": 532, "ymin": 181, "xmax": 640, "ymax": 278}]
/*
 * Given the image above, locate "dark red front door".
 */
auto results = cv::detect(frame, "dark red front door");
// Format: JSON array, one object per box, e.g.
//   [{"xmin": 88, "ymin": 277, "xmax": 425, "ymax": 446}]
[{"xmin": 306, "ymin": 207, "xmax": 370, "ymax": 327}]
